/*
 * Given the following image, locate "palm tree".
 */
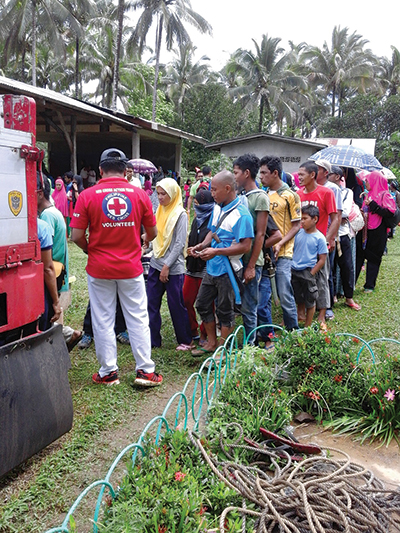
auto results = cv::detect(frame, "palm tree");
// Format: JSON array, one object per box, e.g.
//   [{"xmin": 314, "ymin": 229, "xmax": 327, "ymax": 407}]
[
  {"xmin": 226, "ymin": 34, "xmax": 309, "ymax": 133},
  {"xmin": 303, "ymin": 26, "xmax": 379, "ymax": 117},
  {"xmin": 112, "ymin": 0, "xmax": 126, "ymax": 110},
  {"xmin": 129, "ymin": 0, "xmax": 212, "ymax": 121},
  {"xmin": 379, "ymin": 46, "xmax": 400, "ymax": 97},
  {"xmin": 162, "ymin": 43, "xmax": 210, "ymax": 120},
  {"xmin": 0, "ymin": 0, "xmax": 83, "ymax": 86},
  {"xmin": 63, "ymin": 0, "xmax": 98, "ymax": 98}
]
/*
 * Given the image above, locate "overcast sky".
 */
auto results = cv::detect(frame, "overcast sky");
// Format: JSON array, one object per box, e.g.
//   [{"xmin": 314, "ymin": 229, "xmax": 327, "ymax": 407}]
[{"xmin": 152, "ymin": 0, "xmax": 400, "ymax": 70}]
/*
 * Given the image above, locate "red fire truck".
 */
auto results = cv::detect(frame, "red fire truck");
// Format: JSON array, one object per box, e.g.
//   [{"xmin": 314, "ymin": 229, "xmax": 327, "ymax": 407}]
[{"xmin": 0, "ymin": 94, "xmax": 73, "ymax": 477}]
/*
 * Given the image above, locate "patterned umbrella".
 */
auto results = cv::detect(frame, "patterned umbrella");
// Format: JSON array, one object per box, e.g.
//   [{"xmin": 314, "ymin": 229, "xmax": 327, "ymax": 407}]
[
  {"xmin": 309, "ymin": 145, "xmax": 382, "ymax": 171},
  {"xmin": 128, "ymin": 158, "xmax": 157, "ymax": 173}
]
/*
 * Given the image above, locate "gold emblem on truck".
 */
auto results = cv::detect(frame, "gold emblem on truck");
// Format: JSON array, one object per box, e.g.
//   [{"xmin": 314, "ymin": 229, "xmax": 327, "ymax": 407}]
[{"xmin": 8, "ymin": 190, "xmax": 23, "ymax": 216}]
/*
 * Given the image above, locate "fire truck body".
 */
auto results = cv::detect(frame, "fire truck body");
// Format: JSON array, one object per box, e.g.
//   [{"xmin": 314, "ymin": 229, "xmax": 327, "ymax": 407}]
[{"xmin": 0, "ymin": 95, "xmax": 73, "ymax": 478}]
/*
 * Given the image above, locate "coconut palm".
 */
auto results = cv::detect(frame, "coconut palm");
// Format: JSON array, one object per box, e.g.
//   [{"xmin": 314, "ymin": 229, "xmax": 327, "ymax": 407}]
[
  {"xmin": 379, "ymin": 46, "xmax": 400, "ymax": 97},
  {"xmin": 0, "ymin": 0, "xmax": 83, "ymax": 86},
  {"xmin": 227, "ymin": 34, "xmax": 309, "ymax": 133},
  {"xmin": 162, "ymin": 43, "xmax": 210, "ymax": 120},
  {"xmin": 303, "ymin": 26, "xmax": 379, "ymax": 117},
  {"xmin": 128, "ymin": 0, "xmax": 212, "ymax": 121},
  {"xmin": 63, "ymin": 0, "xmax": 98, "ymax": 98}
]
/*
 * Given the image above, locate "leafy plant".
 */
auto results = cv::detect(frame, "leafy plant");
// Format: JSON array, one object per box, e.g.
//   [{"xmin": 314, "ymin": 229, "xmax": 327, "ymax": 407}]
[
  {"xmin": 206, "ymin": 346, "xmax": 292, "ymax": 461},
  {"xmin": 103, "ymin": 430, "xmax": 252, "ymax": 532}
]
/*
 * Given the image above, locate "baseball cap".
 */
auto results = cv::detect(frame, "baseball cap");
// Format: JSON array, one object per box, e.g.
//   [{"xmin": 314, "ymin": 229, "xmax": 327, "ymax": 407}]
[
  {"xmin": 316, "ymin": 159, "xmax": 332, "ymax": 173},
  {"xmin": 330, "ymin": 165, "xmax": 343, "ymax": 176},
  {"xmin": 99, "ymin": 148, "xmax": 128, "ymax": 165}
]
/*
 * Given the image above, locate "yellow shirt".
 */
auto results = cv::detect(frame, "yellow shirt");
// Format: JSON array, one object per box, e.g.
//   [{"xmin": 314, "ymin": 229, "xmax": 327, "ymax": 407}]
[{"xmin": 268, "ymin": 184, "xmax": 301, "ymax": 258}]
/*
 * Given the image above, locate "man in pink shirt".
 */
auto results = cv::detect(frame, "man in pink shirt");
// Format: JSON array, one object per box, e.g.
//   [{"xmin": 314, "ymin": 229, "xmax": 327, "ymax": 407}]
[
  {"xmin": 297, "ymin": 161, "xmax": 338, "ymax": 328},
  {"xmin": 71, "ymin": 148, "xmax": 162, "ymax": 387}
]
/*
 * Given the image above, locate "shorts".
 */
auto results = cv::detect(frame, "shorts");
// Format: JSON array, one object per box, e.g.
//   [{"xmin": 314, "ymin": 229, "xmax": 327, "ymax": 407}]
[
  {"xmin": 291, "ymin": 268, "xmax": 318, "ymax": 309},
  {"xmin": 315, "ymin": 259, "xmax": 330, "ymax": 309},
  {"xmin": 196, "ymin": 272, "xmax": 237, "ymax": 328}
]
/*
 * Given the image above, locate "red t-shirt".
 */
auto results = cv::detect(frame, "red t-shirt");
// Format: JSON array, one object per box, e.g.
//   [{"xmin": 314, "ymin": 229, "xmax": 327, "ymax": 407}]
[
  {"xmin": 70, "ymin": 177, "xmax": 156, "ymax": 279},
  {"xmin": 297, "ymin": 185, "xmax": 337, "ymax": 236}
]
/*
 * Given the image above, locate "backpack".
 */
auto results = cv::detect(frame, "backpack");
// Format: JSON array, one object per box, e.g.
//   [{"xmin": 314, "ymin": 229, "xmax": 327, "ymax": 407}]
[{"xmin": 383, "ymin": 206, "xmax": 400, "ymax": 229}]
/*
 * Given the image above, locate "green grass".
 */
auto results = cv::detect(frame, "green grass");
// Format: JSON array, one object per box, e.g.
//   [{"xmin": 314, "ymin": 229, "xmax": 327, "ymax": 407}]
[{"xmin": 0, "ymin": 235, "xmax": 399, "ymax": 533}]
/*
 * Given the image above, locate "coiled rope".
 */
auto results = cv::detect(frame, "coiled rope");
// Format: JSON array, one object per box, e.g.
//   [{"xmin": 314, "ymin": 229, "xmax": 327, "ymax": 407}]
[{"xmin": 189, "ymin": 424, "xmax": 400, "ymax": 533}]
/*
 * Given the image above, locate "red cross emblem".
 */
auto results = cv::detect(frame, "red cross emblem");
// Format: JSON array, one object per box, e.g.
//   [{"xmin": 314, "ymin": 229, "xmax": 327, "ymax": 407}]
[
  {"xmin": 108, "ymin": 197, "xmax": 126, "ymax": 215},
  {"xmin": 102, "ymin": 192, "xmax": 132, "ymax": 221}
]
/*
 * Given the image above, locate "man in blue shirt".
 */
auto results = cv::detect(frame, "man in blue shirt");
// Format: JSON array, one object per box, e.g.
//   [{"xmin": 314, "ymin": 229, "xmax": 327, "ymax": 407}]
[{"xmin": 188, "ymin": 170, "xmax": 254, "ymax": 354}]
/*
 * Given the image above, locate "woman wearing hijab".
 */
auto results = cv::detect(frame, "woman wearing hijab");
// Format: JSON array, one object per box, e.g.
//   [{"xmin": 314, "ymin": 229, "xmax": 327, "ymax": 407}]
[
  {"xmin": 147, "ymin": 178, "xmax": 193, "ymax": 350},
  {"xmin": 52, "ymin": 178, "xmax": 69, "ymax": 221},
  {"xmin": 355, "ymin": 171, "xmax": 396, "ymax": 292},
  {"xmin": 182, "ymin": 188, "xmax": 214, "ymax": 345}
]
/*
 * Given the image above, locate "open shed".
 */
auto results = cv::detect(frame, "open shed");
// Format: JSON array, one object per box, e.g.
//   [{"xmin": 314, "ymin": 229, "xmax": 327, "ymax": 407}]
[{"xmin": 0, "ymin": 76, "xmax": 206, "ymax": 178}]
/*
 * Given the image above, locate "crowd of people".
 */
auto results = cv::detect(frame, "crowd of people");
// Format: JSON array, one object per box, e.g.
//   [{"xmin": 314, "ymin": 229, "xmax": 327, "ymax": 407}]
[{"xmin": 36, "ymin": 148, "xmax": 398, "ymax": 387}]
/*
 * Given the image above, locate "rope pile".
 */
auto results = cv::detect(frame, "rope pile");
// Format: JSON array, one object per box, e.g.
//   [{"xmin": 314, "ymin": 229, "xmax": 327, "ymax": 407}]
[{"xmin": 189, "ymin": 424, "xmax": 400, "ymax": 533}]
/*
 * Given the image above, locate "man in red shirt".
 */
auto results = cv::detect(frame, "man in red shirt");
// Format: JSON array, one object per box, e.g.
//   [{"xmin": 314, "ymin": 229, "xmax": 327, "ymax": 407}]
[
  {"xmin": 297, "ymin": 161, "xmax": 338, "ymax": 328},
  {"xmin": 71, "ymin": 148, "xmax": 162, "ymax": 387}
]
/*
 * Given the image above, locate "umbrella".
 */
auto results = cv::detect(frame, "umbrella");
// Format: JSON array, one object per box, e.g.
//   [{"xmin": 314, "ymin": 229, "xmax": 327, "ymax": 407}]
[
  {"xmin": 128, "ymin": 158, "xmax": 157, "ymax": 174},
  {"xmin": 309, "ymin": 145, "xmax": 382, "ymax": 171},
  {"xmin": 381, "ymin": 167, "xmax": 396, "ymax": 180}
]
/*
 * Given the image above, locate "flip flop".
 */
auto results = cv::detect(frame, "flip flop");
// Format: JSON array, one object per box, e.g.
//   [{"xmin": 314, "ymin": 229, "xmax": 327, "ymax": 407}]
[
  {"xmin": 191, "ymin": 347, "xmax": 215, "ymax": 357},
  {"xmin": 345, "ymin": 301, "xmax": 361, "ymax": 311}
]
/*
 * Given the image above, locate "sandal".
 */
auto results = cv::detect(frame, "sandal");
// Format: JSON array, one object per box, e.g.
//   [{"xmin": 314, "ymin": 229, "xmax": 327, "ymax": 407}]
[
  {"xmin": 345, "ymin": 301, "xmax": 361, "ymax": 311},
  {"xmin": 191, "ymin": 346, "xmax": 215, "ymax": 357},
  {"xmin": 176, "ymin": 343, "xmax": 194, "ymax": 351}
]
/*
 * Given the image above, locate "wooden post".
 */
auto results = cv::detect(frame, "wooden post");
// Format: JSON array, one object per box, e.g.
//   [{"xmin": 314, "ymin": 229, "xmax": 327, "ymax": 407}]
[
  {"xmin": 131, "ymin": 130, "xmax": 140, "ymax": 159},
  {"xmin": 175, "ymin": 142, "xmax": 182, "ymax": 175},
  {"xmin": 70, "ymin": 115, "xmax": 77, "ymax": 174}
]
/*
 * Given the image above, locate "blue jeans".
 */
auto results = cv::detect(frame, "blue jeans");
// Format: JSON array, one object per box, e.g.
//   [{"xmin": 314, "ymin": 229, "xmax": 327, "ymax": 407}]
[
  {"xmin": 275, "ymin": 257, "xmax": 298, "ymax": 330},
  {"xmin": 257, "ymin": 269, "xmax": 273, "ymax": 340},
  {"xmin": 240, "ymin": 265, "xmax": 262, "ymax": 344}
]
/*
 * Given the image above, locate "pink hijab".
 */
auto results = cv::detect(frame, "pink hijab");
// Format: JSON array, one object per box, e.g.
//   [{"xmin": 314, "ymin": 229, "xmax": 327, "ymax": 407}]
[
  {"xmin": 52, "ymin": 178, "xmax": 69, "ymax": 217},
  {"xmin": 364, "ymin": 171, "xmax": 396, "ymax": 229}
]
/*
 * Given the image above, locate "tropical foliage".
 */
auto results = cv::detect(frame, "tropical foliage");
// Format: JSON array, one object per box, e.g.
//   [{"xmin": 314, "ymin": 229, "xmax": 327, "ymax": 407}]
[{"xmin": 2, "ymin": 1, "xmax": 400, "ymax": 169}]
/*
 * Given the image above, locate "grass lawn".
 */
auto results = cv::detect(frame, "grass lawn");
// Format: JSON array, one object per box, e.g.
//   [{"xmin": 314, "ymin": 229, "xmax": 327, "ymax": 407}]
[{"xmin": 0, "ymin": 233, "xmax": 399, "ymax": 533}]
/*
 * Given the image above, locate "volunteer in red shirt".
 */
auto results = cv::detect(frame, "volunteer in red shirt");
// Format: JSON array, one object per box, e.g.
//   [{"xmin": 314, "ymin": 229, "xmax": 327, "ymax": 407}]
[
  {"xmin": 71, "ymin": 148, "xmax": 162, "ymax": 387},
  {"xmin": 297, "ymin": 161, "xmax": 338, "ymax": 329}
]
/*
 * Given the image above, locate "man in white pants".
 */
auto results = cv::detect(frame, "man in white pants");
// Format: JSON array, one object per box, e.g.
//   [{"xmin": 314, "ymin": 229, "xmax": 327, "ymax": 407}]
[{"xmin": 71, "ymin": 148, "xmax": 162, "ymax": 386}]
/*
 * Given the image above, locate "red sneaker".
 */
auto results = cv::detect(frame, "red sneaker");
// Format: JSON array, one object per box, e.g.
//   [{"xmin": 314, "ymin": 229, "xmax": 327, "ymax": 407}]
[
  {"xmin": 92, "ymin": 371, "xmax": 120, "ymax": 385},
  {"xmin": 135, "ymin": 369, "xmax": 163, "ymax": 387}
]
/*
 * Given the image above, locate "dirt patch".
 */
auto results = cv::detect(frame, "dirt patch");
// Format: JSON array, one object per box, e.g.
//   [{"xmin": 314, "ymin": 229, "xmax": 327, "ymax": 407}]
[{"xmin": 293, "ymin": 422, "xmax": 400, "ymax": 489}]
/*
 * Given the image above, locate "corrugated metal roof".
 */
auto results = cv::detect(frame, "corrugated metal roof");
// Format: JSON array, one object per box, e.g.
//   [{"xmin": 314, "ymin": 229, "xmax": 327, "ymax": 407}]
[
  {"xmin": 0, "ymin": 76, "xmax": 207, "ymax": 144},
  {"xmin": 0, "ymin": 75, "xmax": 138, "ymax": 130}
]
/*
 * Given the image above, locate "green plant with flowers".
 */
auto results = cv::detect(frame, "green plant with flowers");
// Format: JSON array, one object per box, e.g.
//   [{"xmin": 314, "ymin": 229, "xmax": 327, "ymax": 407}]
[
  {"xmin": 329, "ymin": 344, "xmax": 400, "ymax": 446},
  {"xmin": 206, "ymin": 346, "xmax": 292, "ymax": 461},
  {"xmin": 273, "ymin": 327, "xmax": 366, "ymax": 418},
  {"xmin": 103, "ymin": 429, "xmax": 255, "ymax": 532}
]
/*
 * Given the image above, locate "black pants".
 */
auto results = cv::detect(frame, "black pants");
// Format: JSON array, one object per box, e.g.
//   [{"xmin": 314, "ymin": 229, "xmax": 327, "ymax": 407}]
[
  {"xmin": 83, "ymin": 297, "xmax": 126, "ymax": 336},
  {"xmin": 334, "ymin": 235, "xmax": 354, "ymax": 299},
  {"xmin": 355, "ymin": 222, "xmax": 387, "ymax": 290}
]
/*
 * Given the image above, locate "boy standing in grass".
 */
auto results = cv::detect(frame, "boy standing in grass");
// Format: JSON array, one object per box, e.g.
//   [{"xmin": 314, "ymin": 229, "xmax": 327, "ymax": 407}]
[{"xmin": 291, "ymin": 205, "xmax": 328, "ymax": 327}]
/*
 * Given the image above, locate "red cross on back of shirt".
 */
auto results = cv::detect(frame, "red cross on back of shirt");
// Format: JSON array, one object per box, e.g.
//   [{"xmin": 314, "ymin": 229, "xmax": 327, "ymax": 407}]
[{"xmin": 108, "ymin": 197, "xmax": 125, "ymax": 215}]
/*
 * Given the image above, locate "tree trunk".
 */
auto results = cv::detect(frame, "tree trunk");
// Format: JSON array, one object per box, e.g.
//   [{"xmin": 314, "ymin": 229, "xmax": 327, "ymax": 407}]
[
  {"xmin": 112, "ymin": 0, "xmax": 124, "ymax": 111},
  {"xmin": 331, "ymin": 87, "xmax": 336, "ymax": 117},
  {"xmin": 21, "ymin": 47, "xmax": 26, "ymax": 82},
  {"xmin": 152, "ymin": 15, "xmax": 163, "ymax": 122},
  {"xmin": 75, "ymin": 37, "xmax": 80, "ymax": 99},
  {"xmin": 31, "ymin": 0, "xmax": 37, "ymax": 86},
  {"xmin": 258, "ymin": 96, "xmax": 264, "ymax": 132}
]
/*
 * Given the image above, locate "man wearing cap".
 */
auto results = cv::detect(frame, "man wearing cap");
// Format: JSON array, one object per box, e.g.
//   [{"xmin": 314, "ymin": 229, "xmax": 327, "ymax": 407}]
[
  {"xmin": 329, "ymin": 166, "xmax": 361, "ymax": 311},
  {"xmin": 70, "ymin": 148, "xmax": 162, "ymax": 387},
  {"xmin": 316, "ymin": 159, "xmax": 342, "ymax": 320}
]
